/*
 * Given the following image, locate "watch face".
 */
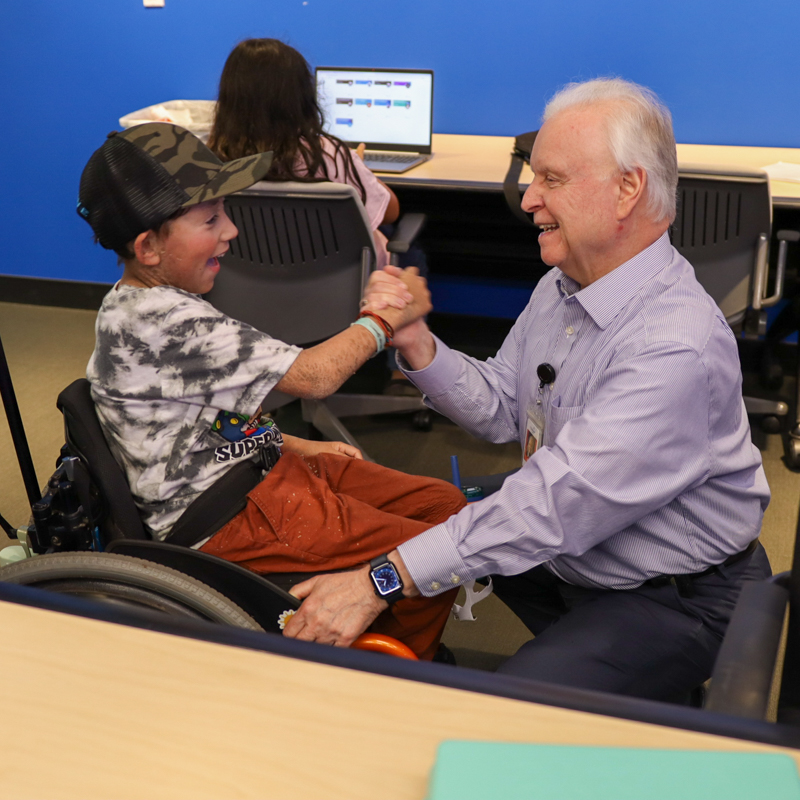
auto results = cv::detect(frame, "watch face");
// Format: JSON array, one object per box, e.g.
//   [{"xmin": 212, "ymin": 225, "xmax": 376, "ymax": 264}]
[{"xmin": 372, "ymin": 564, "xmax": 401, "ymax": 596}]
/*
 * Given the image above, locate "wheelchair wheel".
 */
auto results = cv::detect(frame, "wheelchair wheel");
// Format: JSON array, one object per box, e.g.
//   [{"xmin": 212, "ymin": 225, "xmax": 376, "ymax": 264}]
[{"xmin": 0, "ymin": 552, "xmax": 264, "ymax": 631}]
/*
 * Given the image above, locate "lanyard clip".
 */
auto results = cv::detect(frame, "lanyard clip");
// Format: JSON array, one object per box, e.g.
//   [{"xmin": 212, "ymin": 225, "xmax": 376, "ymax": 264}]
[{"xmin": 537, "ymin": 363, "xmax": 556, "ymax": 390}]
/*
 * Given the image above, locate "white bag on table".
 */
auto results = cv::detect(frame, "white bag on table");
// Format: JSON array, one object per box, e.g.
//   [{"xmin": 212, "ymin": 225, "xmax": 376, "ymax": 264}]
[{"xmin": 119, "ymin": 99, "xmax": 216, "ymax": 143}]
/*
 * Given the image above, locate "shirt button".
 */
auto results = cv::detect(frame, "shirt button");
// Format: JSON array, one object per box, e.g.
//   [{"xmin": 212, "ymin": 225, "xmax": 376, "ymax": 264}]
[
  {"xmin": 450, "ymin": 575, "xmax": 460, "ymax": 585},
  {"xmin": 431, "ymin": 581, "xmax": 441, "ymax": 591},
  {"xmin": 566, "ymin": 326, "xmax": 574, "ymax": 335}
]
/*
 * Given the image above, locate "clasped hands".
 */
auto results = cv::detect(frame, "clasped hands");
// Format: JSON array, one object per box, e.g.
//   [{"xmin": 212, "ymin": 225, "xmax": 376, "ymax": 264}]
[{"xmin": 361, "ymin": 265, "xmax": 431, "ymax": 352}]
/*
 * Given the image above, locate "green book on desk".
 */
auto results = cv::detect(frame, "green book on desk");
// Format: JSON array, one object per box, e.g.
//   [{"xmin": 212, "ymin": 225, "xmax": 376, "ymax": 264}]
[{"xmin": 427, "ymin": 740, "xmax": 800, "ymax": 800}]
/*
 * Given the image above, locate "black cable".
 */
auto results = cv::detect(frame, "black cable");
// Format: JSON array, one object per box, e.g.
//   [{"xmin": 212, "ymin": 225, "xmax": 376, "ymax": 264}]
[{"xmin": 0, "ymin": 332, "xmax": 41, "ymax": 514}]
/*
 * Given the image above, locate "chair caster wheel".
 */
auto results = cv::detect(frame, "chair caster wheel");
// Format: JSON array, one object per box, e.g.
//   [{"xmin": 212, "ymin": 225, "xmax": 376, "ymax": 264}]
[
  {"xmin": 787, "ymin": 438, "xmax": 800, "ymax": 470},
  {"xmin": 761, "ymin": 415, "xmax": 783, "ymax": 434},
  {"xmin": 412, "ymin": 410, "xmax": 433, "ymax": 432}
]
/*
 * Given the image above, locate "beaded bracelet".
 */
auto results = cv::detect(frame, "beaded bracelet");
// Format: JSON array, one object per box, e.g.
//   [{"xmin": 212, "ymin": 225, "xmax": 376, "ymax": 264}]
[{"xmin": 351, "ymin": 316, "xmax": 386, "ymax": 357}]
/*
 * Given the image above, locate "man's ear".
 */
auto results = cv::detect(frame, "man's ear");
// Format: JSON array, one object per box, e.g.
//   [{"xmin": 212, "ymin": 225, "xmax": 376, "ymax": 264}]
[
  {"xmin": 616, "ymin": 167, "xmax": 646, "ymax": 220},
  {"xmin": 133, "ymin": 230, "xmax": 162, "ymax": 266}
]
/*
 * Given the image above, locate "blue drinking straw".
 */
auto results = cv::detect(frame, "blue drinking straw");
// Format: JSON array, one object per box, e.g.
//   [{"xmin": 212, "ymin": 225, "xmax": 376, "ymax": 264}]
[{"xmin": 450, "ymin": 455, "xmax": 462, "ymax": 489}]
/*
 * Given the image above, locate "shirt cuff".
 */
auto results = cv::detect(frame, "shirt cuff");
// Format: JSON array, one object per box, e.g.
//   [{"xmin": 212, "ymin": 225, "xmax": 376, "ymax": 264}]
[
  {"xmin": 397, "ymin": 334, "xmax": 464, "ymax": 397},
  {"xmin": 398, "ymin": 522, "xmax": 472, "ymax": 597}
]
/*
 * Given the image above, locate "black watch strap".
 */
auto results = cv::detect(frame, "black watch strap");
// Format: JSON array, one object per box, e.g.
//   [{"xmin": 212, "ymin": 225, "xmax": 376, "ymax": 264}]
[{"xmin": 369, "ymin": 554, "xmax": 405, "ymax": 604}]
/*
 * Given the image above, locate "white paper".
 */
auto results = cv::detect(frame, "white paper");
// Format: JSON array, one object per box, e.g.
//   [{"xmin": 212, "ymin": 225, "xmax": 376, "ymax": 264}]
[{"xmin": 761, "ymin": 161, "xmax": 800, "ymax": 184}]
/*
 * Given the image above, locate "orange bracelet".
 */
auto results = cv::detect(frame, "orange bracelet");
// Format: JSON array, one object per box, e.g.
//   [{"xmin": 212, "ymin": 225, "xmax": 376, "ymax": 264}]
[{"xmin": 358, "ymin": 310, "xmax": 394, "ymax": 346}]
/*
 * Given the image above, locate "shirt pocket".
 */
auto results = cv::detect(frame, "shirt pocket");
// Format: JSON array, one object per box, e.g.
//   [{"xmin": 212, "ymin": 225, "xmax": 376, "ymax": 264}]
[{"xmin": 546, "ymin": 397, "xmax": 584, "ymax": 445}]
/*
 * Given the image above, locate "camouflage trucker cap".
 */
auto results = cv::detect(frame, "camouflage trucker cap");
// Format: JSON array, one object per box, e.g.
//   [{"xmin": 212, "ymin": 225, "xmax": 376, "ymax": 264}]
[{"xmin": 77, "ymin": 123, "xmax": 273, "ymax": 252}]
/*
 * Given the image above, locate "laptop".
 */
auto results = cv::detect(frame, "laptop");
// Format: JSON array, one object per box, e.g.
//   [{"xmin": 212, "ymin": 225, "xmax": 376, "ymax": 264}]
[{"xmin": 315, "ymin": 67, "xmax": 434, "ymax": 173}]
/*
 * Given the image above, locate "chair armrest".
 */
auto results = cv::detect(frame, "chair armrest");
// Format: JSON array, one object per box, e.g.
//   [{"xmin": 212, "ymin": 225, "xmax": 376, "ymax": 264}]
[
  {"xmin": 386, "ymin": 213, "xmax": 426, "ymax": 255},
  {"xmin": 704, "ymin": 572, "xmax": 790, "ymax": 719},
  {"xmin": 762, "ymin": 229, "xmax": 800, "ymax": 310}
]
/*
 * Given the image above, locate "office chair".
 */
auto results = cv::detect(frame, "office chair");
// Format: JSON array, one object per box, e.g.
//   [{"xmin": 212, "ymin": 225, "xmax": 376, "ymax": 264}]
[
  {"xmin": 671, "ymin": 165, "xmax": 793, "ymax": 439},
  {"xmin": 758, "ymin": 234, "xmax": 800, "ymax": 467},
  {"xmin": 203, "ymin": 181, "xmax": 430, "ymax": 460},
  {"xmin": 704, "ymin": 502, "xmax": 800, "ymax": 723}
]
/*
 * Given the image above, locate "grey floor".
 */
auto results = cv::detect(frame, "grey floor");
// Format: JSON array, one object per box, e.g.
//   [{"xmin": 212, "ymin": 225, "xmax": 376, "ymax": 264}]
[{"xmin": 0, "ymin": 300, "xmax": 797, "ymax": 678}]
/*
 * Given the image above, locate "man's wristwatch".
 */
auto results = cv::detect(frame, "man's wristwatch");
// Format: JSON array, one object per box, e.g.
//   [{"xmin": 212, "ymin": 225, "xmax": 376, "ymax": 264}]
[{"xmin": 368, "ymin": 554, "xmax": 405, "ymax": 604}]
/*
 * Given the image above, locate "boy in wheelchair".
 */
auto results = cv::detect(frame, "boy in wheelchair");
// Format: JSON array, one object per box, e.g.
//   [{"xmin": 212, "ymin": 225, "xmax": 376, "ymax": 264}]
[{"xmin": 75, "ymin": 122, "xmax": 465, "ymax": 659}]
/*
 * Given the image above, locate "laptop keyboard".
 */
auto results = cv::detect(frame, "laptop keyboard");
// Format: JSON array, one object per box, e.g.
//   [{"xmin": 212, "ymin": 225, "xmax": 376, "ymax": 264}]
[{"xmin": 365, "ymin": 153, "xmax": 420, "ymax": 164}]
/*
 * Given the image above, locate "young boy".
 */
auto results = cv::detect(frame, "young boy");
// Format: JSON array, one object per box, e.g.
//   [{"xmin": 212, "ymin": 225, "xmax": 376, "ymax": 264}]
[{"xmin": 77, "ymin": 123, "xmax": 464, "ymax": 659}]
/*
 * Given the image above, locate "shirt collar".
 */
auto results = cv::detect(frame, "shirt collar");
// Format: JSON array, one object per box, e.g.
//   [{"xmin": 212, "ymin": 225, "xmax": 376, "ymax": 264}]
[{"xmin": 556, "ymin": 232, "xmax": 673, "ymax": 330}]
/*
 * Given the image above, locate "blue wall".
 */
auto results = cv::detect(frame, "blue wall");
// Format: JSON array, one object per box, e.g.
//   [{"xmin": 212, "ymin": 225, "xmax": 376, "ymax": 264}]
[{"xmin": 4, "ymin": 0, "xmax": 800, "ymax": 284}]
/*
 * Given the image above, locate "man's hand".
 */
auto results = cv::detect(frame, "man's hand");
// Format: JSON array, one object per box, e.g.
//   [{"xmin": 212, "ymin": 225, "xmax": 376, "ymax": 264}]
[
  {"xmin": 284, "ymin": 568, "xmax": 386, "ymax": 647},
  {"xmin": 281, "ymin": 434, "xmax": 362, "ymax": 460}
]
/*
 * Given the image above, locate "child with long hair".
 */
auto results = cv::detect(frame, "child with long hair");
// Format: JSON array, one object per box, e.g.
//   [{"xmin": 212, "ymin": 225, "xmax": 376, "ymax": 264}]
[{"xmin": 208, "ymin": 38, "xmax": 399, "ymax": 267}]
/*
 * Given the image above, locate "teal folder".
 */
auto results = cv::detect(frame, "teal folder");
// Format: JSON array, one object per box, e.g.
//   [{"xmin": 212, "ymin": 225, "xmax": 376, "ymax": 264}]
[{"xmin": 427, "ymin": 740, "xmax": 800, "ymax": 800}]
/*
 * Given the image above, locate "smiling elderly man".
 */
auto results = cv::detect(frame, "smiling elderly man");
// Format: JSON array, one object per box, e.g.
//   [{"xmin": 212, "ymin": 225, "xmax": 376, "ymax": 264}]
[{"xmin": 284, "ymin": 78, "xmax": 771, "ymax": 703}]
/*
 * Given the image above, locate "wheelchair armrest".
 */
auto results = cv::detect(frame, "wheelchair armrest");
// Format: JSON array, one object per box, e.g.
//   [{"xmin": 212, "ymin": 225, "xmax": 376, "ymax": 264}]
[
  {"xmin": 704, "ymin": 572, "xmax": 790, "ymax": 719},
  {"xmin": 386, "ymin": 213, "xmax": 426, "ymax": 255}
]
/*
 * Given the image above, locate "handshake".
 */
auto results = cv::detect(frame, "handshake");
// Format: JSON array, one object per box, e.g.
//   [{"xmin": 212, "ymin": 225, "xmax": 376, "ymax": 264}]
[{"xmin": 361, "ymin": 266, "xmax": 434, "ymax": 360}]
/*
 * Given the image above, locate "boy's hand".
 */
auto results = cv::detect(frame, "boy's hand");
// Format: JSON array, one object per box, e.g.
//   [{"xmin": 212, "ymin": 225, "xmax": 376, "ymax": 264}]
[
  {"xmin": 282, "ymin": 434, "xmax": 362, "ymax": 460},
  {"xmin": 362, "ymin": 265, "xmax": 413, "ymax": 311},
  {"xmin": 364, "ymin": 267, "xmax": 432, "ymax": 330}
]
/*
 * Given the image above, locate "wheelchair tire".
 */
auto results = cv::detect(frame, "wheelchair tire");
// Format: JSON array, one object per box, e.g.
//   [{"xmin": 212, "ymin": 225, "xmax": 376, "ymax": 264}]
[{"xmin": 0, "ymin": 552, "xmax": 264, "ymax": 631}]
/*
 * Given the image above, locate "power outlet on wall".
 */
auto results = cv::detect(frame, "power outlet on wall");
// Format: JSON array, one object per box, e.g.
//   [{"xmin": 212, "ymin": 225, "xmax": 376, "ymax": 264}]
[{"xmin": 143, "ymin": 0, "xmax": 165, "ymax": 6}]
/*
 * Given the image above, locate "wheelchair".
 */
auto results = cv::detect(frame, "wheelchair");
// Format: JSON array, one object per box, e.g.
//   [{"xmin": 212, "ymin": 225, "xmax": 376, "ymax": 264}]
[{"xmin": 0, "ymin": 375, "xmax": 417, "ymax": 660}]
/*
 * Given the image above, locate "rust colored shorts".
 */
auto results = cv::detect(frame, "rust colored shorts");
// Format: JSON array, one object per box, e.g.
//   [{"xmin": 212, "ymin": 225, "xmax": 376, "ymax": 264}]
[{"xmin": 200, "ymin": 451, "xmax": 466, "ymax": 658}]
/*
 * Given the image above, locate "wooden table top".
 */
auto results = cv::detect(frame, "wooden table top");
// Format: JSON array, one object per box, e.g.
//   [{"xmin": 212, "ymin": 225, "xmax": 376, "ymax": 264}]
[{"xmin": 2, "ymin": 596, "xmax": 798, "ymax": 800}]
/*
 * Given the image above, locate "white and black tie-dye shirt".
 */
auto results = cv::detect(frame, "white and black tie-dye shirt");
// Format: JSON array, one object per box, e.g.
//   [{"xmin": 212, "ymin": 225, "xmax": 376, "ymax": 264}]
[{"xmin": 87, "ymin": 283, "xmax": 301, "ymax": 539}]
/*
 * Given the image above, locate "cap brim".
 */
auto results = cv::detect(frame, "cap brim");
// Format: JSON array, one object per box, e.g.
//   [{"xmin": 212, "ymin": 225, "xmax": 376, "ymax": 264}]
[{"xmin": 183, "ymin": 151, "xmax": 274, "ymax": 207}]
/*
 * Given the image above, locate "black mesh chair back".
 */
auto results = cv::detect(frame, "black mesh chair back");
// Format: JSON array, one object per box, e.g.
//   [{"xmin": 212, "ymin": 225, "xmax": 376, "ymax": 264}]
[
  {"xmin": 672, "ymin": 167, "xmax": 772, "ymax": 326},
  {"xmin": 57, "ymin": 379, "xmax": 149, "ymax": 542},
  {"xmin": 207, "ymin": 181, "xmax": 375, "ymax": 346}
]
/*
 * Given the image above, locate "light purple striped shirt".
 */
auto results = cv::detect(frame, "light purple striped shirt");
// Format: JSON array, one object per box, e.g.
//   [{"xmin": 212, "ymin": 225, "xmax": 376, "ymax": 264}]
[{"xmin": 398, "ymin": 232, "xmax": 770, "ymax": 595}]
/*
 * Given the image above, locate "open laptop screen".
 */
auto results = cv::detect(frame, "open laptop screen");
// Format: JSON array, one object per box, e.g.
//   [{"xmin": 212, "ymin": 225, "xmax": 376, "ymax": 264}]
[{"xmin": 316, "ymin": 67, "xmax": 433, "ymax": 153}]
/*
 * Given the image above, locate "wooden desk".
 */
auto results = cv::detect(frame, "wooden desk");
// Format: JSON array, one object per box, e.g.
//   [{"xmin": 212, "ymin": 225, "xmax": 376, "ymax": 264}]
[
  {"xmin": 383, "ymin": 134, "xmax": 800, "ymax": 208},
  {"xmin": 2, "ymin": 593, "xmax": 798, "ymax": 800}
]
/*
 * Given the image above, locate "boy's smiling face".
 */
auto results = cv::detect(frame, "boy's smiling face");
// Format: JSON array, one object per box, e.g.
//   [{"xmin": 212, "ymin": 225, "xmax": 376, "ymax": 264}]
[{"xmin": 127, "ymin": 198, "xmax": 238, "ymax": 294}]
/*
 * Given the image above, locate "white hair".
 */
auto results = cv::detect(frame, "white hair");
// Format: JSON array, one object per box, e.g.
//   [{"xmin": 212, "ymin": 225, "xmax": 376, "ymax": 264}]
[{"xmin": 543, "ymin": 78, "xmax": 678, "ymax": 223}]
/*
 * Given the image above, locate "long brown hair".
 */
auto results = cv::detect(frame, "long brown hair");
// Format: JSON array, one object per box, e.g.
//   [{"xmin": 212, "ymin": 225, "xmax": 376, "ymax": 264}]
[{"xmin": 208, "ymin": 38, "xmax": 366, "ymax": 201}]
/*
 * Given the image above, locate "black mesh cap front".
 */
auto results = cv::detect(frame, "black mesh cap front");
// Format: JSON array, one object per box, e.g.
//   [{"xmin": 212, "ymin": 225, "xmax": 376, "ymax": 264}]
[{"xmin": 78, "ymin": 134, "xmax": 190, "ymax": 251}]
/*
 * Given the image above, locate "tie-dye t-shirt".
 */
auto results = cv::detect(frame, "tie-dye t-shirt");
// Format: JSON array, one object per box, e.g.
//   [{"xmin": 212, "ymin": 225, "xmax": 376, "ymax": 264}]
[{"xmin": 86, "ymin": 283, "xmax": 301, "ymax": 539}]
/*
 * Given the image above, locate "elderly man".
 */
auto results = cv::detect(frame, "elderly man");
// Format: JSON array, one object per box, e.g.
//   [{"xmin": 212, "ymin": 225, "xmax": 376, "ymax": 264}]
[{"xmin": 284, "ymin": 78, "xmax": 771, "ymax": 702}]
